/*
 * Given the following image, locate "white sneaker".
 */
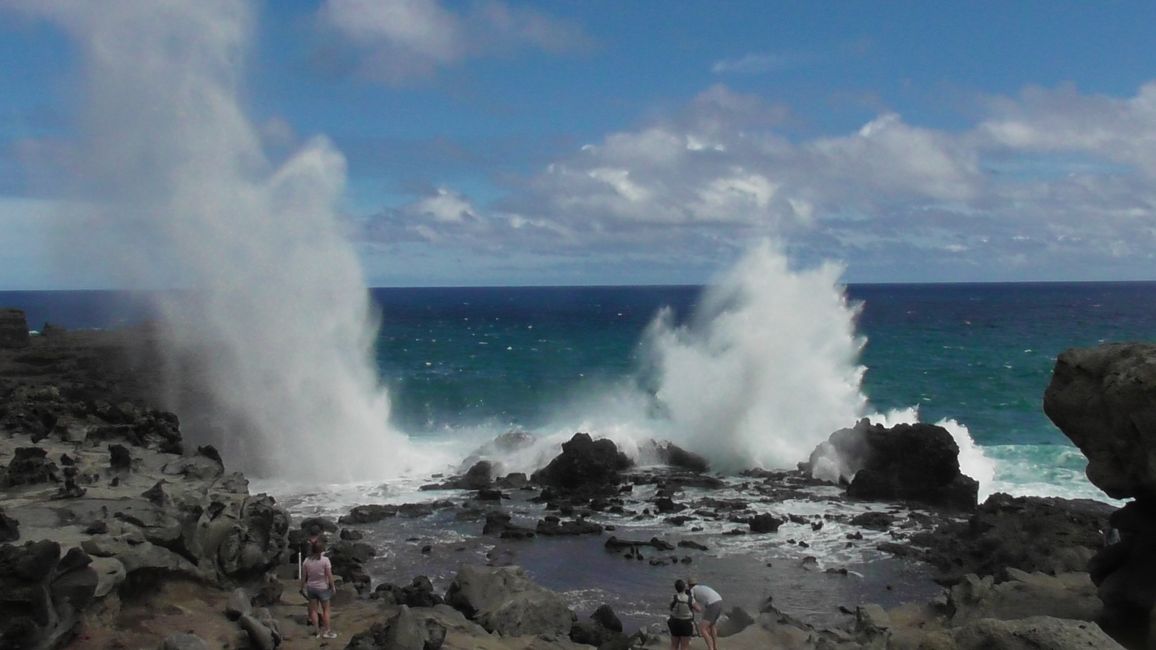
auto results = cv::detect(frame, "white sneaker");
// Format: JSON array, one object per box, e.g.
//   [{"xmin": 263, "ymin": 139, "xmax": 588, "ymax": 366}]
[{"xmin": 322, "ymin": 631, "xmax": 338, "ymax": 639}]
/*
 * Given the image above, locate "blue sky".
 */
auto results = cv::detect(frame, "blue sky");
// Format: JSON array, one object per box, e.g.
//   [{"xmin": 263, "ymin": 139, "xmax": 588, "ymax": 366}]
[{"xmin": 2, "ymin": 1, "xmax": 1156, "ymax": 288}]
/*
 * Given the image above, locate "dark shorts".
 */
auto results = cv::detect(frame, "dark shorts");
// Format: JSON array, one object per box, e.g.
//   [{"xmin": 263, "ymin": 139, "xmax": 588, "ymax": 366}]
[
  {"xmin": 702, "ymin": 600, "xmax": 722, "ymax": 624},
  {"xmin": 306, "ymin": 586, "xmax": 332, "ymax": 602},
  {"xmin": 667, "ymin": 617, "xmax": 694, "ymax": 637}
]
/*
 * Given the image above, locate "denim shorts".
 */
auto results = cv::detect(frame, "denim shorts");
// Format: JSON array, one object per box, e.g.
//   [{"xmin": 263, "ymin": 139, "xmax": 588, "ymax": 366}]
[{"xmin": 306, "ymin": 586, "xmax": 332, "ymax": 602}]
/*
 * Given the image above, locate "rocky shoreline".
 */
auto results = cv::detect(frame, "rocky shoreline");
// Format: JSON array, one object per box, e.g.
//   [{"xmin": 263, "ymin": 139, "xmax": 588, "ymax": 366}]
[{"xmin": 0, "ymin": 308, "xmax": 1152, "ymax": 649}]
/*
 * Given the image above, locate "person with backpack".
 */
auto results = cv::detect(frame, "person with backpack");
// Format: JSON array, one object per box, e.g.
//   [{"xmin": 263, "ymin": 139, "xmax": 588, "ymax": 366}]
[{"xmin": 667, "ymin": 579, "xmax": 695, "ymax": 650}]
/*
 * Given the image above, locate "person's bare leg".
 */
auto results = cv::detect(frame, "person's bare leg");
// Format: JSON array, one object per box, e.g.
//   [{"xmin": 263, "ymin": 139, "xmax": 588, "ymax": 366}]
[
  {"xmin": 321, "ymin": 600, "xmax": 332, "ymax": 633},
  {"xmin": 308, "ymin": 599, "xmax": 319, "ymax": 635}
]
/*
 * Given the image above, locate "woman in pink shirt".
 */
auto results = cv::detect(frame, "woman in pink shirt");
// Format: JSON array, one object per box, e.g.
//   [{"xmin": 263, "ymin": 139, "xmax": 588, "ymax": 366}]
[{"xmin": 299, "ymin": 539, "xmax": 337, "ymax": 639}]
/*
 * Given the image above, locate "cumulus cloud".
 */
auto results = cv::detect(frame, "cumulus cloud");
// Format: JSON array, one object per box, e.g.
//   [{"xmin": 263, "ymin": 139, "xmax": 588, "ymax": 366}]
[
  {"xmin": 368, "ymin": 81, "xmax": 1156, "ymax": 281},
  {"xmin": 318, "ymin": 0, "xmax": 590, "ymax": 83}
]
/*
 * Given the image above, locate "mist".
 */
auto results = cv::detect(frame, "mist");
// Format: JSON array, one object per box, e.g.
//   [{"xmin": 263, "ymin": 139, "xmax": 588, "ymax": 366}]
[{"xmin": 18, "ymin": 0, "xmax": 429, "ymax": 480}]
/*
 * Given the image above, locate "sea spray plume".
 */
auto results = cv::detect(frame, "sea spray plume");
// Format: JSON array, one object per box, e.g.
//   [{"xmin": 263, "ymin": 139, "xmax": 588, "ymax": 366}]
[
  {"xmin": 640, "ymin": 241, "xmax": 867, "ymax": 470},
  {"xmin": 11, "ymin": 0, "xmax": 431, "ymax": 480}
]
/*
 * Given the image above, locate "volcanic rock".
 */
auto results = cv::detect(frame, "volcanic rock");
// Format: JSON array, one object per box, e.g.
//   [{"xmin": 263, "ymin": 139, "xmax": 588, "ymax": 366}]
[
  {"xmin": 1044, "ymin": 343, "xmax": 1156, "ymax": 500},
  {"xmin": 445, "ymin": 564, "xmax": 576, "ymax": 637},
  {"xmin": 531, "ymin": 433, "xmax": 632, "ymax": 496},
  {"xmin": 810, "ymin": 419, "xmax": 979, "ymax": 511}
]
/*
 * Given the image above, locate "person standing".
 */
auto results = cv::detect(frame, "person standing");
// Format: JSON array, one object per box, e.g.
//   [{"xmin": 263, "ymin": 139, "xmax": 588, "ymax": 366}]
[
  {"xmin": 300, "ymin": 539, "xmax": 338, "ymax": 639},
  {"xmin": 689, "ymin": 578, "xmax": 722, "ymax": 650},
  {"xmin": 667, "ymin": 579, "xmax": 695, "ymax": 650}
]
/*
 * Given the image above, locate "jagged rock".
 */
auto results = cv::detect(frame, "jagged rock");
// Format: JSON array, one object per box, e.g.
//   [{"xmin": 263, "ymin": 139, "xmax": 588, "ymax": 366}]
[
  {"xmin": 445, "ymin": 564, "xmax": 576, "ymax": 637},
  {"xmin": 749, "ymin": 513, "xmax": 784, "ymax": 533},
  {"xmin": 459, "ymin": 461, "xmax": 494, "ymax": 489},
  {"xmin": 0, "ymin": 539, "xmax": 98, "ymax": 649},
  {"xmin": 531, "ymin": 433, "xmax": 633, "ymax": 496},
  {"xmin": 810, "ymin": 419, "xmax": 978, "ymax": 511},
  {"xmin": 3, "ymin": 447, "xmax": 59, "ymax": 487},
  {"xmin": 1044, "ymin": 343, "xmax": 1156, "ymax": 500},
  {"xmin": 907, "ymin": 493, "xmax": 1109, "ymax": 584}
]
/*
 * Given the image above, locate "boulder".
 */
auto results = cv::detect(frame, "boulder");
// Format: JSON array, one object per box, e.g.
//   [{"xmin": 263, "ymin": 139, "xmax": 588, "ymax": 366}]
[
  {"xmin": 530, "ymin": 433, "xmax": 633, "ymax": 496},
  {"xmin": 810, "ymin": 420, "xmax": 978, "ymax": 511},
  {"xmin": 2, "ymin": 447, "xmax": 59, "ymax": 487},
  {"xmin": 748, "ymin": 513, "xmax": 784, "ymax": 534},
  {"xmin": 1044, "ymin": 343, "xmax": 1156, "ymax": 500},
  {"xmin": 445, "ymin": 564, "xmax": 576, "ymax": 637},
  {"xmin": 0, "ymin": 539, "xmax": 98, "ymax": 649}
]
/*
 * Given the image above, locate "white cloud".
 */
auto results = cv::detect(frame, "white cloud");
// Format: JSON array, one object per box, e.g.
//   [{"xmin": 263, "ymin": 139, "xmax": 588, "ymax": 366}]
[
  {"xmin": 711, "ymin": 52, "xmax": 792, "ymax": 75},
  {"xmin": 365, "ymin": 81, "xmax": 1156, "ymax": 282},
  {"xmin": 318, "ymin": 0, "xmax": 589, "ymax": 83}
]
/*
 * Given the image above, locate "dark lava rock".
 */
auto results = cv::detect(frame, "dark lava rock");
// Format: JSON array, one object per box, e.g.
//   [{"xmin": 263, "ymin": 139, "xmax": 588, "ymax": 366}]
[
  {"xmin": 2, "ymin": 447, "xmax": 59, "ymax": 487},
  {"xmin": 904, "ymin": 493, "xmax": 1111, "ymax": 584},
  {"xmin": 1044, "ymin": 343, "xmax": 1156, "ymax": 500},
  {"xmin": 850, "ymin": 512, "xmax": 896, "ymax": 531},
  {"xmin": 339, "ymin": 504, "xmax": 398, "ymax": 525},
  {"xmin": 531, "ymin": 433, "xmax": 632, "ymax": 496},
  {"xmin": 749, "ymin": 513, "xmax": 785, "ymax": 534},
  {"xmin": 811, "ymin": 419, "xmax": 978, "ymax": 512},
  {"xmin": 536, "ymin": 515, "xmax": 603, "ymax": 536}
]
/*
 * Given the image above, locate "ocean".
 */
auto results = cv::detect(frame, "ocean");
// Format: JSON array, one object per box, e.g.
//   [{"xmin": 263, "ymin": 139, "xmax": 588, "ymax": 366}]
[
  {"xmin": 3, "ymin": 281, "xmax": 1154, "ymax": 627},
  {"xmin": 4, "ymin": 281, "xmax": 1155, "ymax": 500}
]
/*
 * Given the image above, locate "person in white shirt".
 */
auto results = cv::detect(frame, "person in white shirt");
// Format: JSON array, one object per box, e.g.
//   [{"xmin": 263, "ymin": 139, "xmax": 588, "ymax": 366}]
[{"xmin": 688, "ymin": 577, "xmax": 722, "ymax": 650}]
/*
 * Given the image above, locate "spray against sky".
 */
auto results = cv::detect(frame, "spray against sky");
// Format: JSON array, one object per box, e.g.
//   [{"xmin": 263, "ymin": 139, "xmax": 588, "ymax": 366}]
[{"xmin": 11, "ymin": 0, "xmax": 435, "ymax": 481}]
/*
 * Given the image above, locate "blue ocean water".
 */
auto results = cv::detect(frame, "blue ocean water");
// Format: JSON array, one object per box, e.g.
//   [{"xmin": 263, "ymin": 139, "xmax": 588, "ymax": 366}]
[{"xmin": 3, "ymin": 282, "xmax": 1155, "ymax": 501}]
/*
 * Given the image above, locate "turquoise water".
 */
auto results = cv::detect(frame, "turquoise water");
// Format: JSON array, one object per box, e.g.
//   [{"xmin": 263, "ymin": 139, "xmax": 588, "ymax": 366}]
[{"xmin": 4, "ymin": 282, "xmax": 1155, "ymax": 500}]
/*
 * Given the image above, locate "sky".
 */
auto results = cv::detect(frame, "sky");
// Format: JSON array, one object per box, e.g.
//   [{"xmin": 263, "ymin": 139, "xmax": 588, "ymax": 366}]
[{"xmin": 2, "ymin": 0, "xmax": 1156, "ymax": 288}]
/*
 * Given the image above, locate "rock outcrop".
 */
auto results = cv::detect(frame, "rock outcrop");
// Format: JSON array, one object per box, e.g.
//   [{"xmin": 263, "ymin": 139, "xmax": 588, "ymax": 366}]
[
  {"xmin": 444, "ymin": 564, "xmax": 576, "ymax": 637},
  {"xmin": 0, "ymin": 329, "xmax": 290, "ymax": 648},
  {"xmin": 1044, "ymin": 343, "xmax": 1156, "ymax": 500},
  {"xmin": 530, "ymin": 433, "xmax": 632, "ymax": 497},
  {"xmin": 904, "ymin": 493, "xmax": 1110, "ymax": 584},
  {"xmin": 809, "ymin": 419, "xmax": 979, "ymax": 511},
  {"xmin": 1045, "ymin": 342, "xmax": 1156, "ymax": 648}
]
